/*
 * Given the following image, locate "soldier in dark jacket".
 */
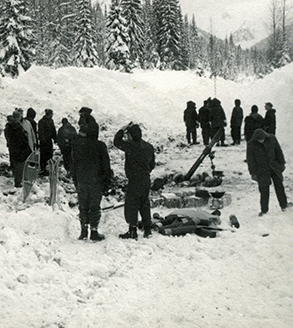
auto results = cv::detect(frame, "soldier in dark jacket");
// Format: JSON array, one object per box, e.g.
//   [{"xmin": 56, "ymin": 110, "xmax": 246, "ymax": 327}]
[
  {"xmin": 244, "ymin": 105, "xmax": 264, "ymax": 142},
  {"xmin": 183, "ymin": 101, "xmax": 199, "ymax": 144},
  {"xmin": 71, "ymin": 122, "xmax": 111, "ymax": 241},
  {"xmin": 209, "ymin": 98, "xmax": 227, "ymax": 146},
  {"xmin": 114, "ymin": 123, "xmax": 155, "ymax": 239},
  {"xmin": 25, "ymin": 107, "xmax": 38, "ymax": 147},
  {"xmin": 264, "ymin": 102, "xmax": 276, "ymax": 134},
  {"xmin": 57, "ymin": 118, "xmax": 77, "ymax": 174},
  {"xmin": 4, "ymin": 111, "xmax": 31, "ymax": 187},
  {"xmin": 38, "ymin": 109, "xmax": 57, "ymax": 175},
  {"xmin": 4, "ymin": 115, "xmax": 14, "ymax": 169},
  {"xmin": 198, "ymin": 100, "xmax": 211, "ymax": 145},
  {"xmin": 230, "ymin": 99, "xmax": 243, "ymax": 145},
  {"xmin": 78, "ymin": 107, "xmax": 97, "ymax": 130},
  {"xmin": 247, "ymin": 129, "xmax": 291, "ymax": 216}
]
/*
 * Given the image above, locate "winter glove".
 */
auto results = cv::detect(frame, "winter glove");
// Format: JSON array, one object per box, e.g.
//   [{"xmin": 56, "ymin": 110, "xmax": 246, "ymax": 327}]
[
  {"xmin": 251, "ymin": 174, "xmax": 258, "ymax": 182},
  {"xmin": 280, "ymin": 164, "xmax": 285, "ymax": 172}
]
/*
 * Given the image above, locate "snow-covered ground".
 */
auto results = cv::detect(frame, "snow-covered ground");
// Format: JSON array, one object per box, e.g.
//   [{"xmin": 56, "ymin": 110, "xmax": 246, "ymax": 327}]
[{"xmin": 0, "ymin": 64, "xmax": 292, "ymax": 328}]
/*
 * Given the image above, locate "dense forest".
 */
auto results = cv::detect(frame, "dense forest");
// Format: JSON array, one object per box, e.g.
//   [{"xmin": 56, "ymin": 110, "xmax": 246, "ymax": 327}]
[{"xmin": 0, "ymin": 0, "xmax": 291, "ymax": 79}]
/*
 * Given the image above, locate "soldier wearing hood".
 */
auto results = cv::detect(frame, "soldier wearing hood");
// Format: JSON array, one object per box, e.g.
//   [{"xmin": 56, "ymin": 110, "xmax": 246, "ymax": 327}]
[
  {"xmin": 4, "ymin": 111, "xmax": 31, "ymax": 187},
  {"xmin": 244, "ymin": 105, "xmax": 264, "ymax": 142},
  {"xmin": 38, "ymin": 109, "xmax": 57, "ymax": 175},
  {"xmin": 16, "ymin": 107, "xmax": 37, "ymax": 152},
  {"xmin": 25, "ymin": 107, "xmax": 38, "ymax": 147},
  {"xmin": 71, "ymin": 122, "xmax": 111, "ymax": 241},
  {"xmin": 230, "ymin": 99, "xmax": 243, "ymax": 145},
  {"xmin": 209, "ymin": 98, "xmax": 227, "ymax": 146},
  {"xmin": 247, "ymin": 128, "xmax": 291, "ymax": 216},
  {"xmin": 264, "ymin": 102, "xmax": 276, "ymax": 134},
  {"xmin": 114, "ymin": 123, "xmax": 155, "ymax": 239},
  {"xmin": 183, "ymin": 101, "xmax": 199, "ymax": 144},
  {"xmin": 57, "ymin": 118, "xmax": 77, "ymax": 174}
]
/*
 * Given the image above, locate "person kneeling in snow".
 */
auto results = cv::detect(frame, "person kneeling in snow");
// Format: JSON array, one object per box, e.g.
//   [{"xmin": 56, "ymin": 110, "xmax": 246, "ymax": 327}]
[
  {"xmin": 247, "ymin": 128, "xmax": 291, "ymax": 216},
  {"xmin": 71, "ymin": 122, "xmax": 111, "ymax": 241},
  {"xmin": 114, "ymin": 123, "xmax": 155, "ymax": 239}
]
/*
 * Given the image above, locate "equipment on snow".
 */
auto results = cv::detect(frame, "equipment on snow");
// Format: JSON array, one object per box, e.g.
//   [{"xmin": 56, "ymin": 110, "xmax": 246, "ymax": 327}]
[
  {"xmin": 229, "ymin": 214, "xmax": 240, "ymax": 229},
  {"xmin": 153, "ymin": 208, "xmax": 223, "ymax": 238},
  {"xmin": 22, "ymin": 150, "xmax": 40, "ymax": 202},
  {"xmin": 101, "ymin": 202, "xmax": 125, "ymax": 212},
  {"xmin": 184, "ymin": 128, "xmax": 223, "ymax": 180},
  {"xmin": 48, "ymin": 156, "xmax": 62, "ymax": 206}
]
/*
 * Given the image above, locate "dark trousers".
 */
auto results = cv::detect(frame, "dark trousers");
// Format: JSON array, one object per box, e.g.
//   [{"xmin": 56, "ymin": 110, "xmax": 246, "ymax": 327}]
[
  {"xmin": 13, "ymin": 161, "xmax": 25, "ymax": 187},
  {"xmin": 258, "ymin": 170, "xmax": 287, "ymax": 213},
  {"xmin": 60, "ymin": 146, "xmax": 72, "ymax": 172},
  {"xmin": 186, "ymin": 127, "xmax": 197, "ymax": 144},
  {"xmin": 125, "ymin": 181, "xmax": 152, "ymax": 228},
  {"xmin": 211, "ymin": 127, "xmax": 225, "ymax": 143},
  {"xmin": 231, "ymin": 126, "xmax": 241, "ymax": 144},
  {"xmin": 40, "ymin": 141, "xmax": 53, "ymax": 172},
  {"xmin": 201, "ymin": 127, "xmax": 210, "ymax": 145},
  {"xmin": 78, "ymin": 183, "xmax": 103, "ymax": 230}
]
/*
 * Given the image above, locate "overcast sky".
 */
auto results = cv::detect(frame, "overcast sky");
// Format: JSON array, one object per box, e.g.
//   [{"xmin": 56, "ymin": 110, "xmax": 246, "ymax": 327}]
[{"xmin": 179, "ymin": 0, "xmax": 270, "ymax": 39}]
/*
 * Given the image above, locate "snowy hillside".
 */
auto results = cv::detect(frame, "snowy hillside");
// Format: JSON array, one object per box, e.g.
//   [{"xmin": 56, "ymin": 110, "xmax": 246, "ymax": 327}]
[{"xmin": 0, "ymin": 65, "xmax": 292, "ymax": 328}]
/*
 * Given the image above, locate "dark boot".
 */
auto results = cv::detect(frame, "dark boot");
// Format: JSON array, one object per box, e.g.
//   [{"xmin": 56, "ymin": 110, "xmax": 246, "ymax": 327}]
[
  {"xmin": 220, "ymin": 141, "xmax": 228, "ymax": 147},
  {"xmin": 78, "ymin": 224, "xmax": 88, "ymax": 240},
  {"xmin": 90, "ymin": 229, "xmax": 105, "ymax": 241},
  {"xmin": 143, "ymin": 226, "xmax": 152, "ymax": 238},
  {"xmin": 119, "ymin": 226, "xmax": 138, "ymax": 240}
]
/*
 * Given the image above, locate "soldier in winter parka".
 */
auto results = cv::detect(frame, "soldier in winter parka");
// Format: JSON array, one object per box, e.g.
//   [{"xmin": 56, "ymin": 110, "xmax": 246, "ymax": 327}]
[
  {"xmin": 4, "ymin": 111, "xmax": 31, "ymax": 187},
  {"xmin": 114, "ymin": 123, "xmax": 155, "ymax": 239},
  {"xmin": 183, "ymin": 101, "xmax": 199, "ymax": 144},
  {"xmin": 230, "ymin": 99, "xmax": 243, "ymax": 145},
  {"xmin": 209, "ymin": 98, "xmax": 227, "ymax": 146},
  {"xmin": 71, "ymin": 122, "xmax": 111, "ymax": 241},
  {"xmin": 247, "ymin": 128, "xmax": 290, "ymax": 215},
  {"xmin": 244, "ymin": 105, "xmax": 264, "ymax": 142},
  {"xmin": 264, "ymin": 102, "xmax": 276, "ymax": 134},
  {"xmin": 25, "ymin": 107, "xmax": 38, "ymax": 147},
  {"xmin": 198, "ymin": 100, "xmax": 211, "ymax": 146},
  {"xmin": 57, "ymin": 118, "xmax": 77, "ymax": 174},
  {"xmin": 38, "ymin": 109, "xmax": 57, "ymax": 175}
]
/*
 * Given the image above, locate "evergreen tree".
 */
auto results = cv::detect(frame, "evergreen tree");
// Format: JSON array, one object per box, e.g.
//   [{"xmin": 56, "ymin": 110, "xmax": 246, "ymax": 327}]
[
  {"xmin": 47, "ymin": 0, "xmax": 74, "ymax": 67},
  {"xmin": 106, "ymin": 0, "xmax": 132, "ymax": 72},
  {"xmin": 177, "ymin": 9, "xmax": 188, "ymax": 70},
  {"xmin": 0, "ymin": 0, "xmax": 35, "ymax": 77},
  {"xmin": 121, "ymin": 0, "xmax": 144, "ymax": 66},
  {"xmin": 155, "ymin": 0, "xmax": 183, "ymax": 70},
  {"xmin": 188, "ymin": 14, "xmax": 199, "ymax": 69},
  {"xmin": 141, "ymin": 0, "xmax": 159, "ymax": 69},
  {"xmin": 74, "ymin": 0, "xmax": 99, "ymax": 67},
  {"xmin": 92, "ymin": 2, "xmax": 107, "ymax": 66}
]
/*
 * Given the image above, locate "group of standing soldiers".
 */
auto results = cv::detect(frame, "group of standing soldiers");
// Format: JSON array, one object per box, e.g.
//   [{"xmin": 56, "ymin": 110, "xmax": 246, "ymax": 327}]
[
  {"xmin": 184, "ymin": 98, "xmax": 291, "ymax": 216},
  {"xmin": 4, "ymin": 107, "xmax": 76, "ymax": 186},
  {"xmin": 183, "ymin": 98, "xmax": 277, "ymax": 146},
  {"xmin": 4, "ymin": 106, "xmax": 155, "ymax": 242},
  {"xmin": 3, "ymin": 99, "xmax": 290, "ymax": 242}
]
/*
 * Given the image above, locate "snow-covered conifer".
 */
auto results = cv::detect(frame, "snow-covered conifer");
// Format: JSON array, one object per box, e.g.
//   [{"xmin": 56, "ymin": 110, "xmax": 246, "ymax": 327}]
[
  {"xmin": 0, "ymin": 0, "xmax": 35, "ymax": 77},
  {"xmin": 140, "ymin": 0, "xmax": 159, "ymax": 69},
  {"xmin": 106, "ymin": 0, "xmax": 132, "ymax": 72},
  {"xmin": 74, "ymin": 0, "xmax": 99, "ymax": 68},
  {"xmin": 121, "ymin": 0, "xmax": 144, "ymax": 67},
  {"xmin": 154, "ymin": 0, "xmax": 183, "ymax": 70}
]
